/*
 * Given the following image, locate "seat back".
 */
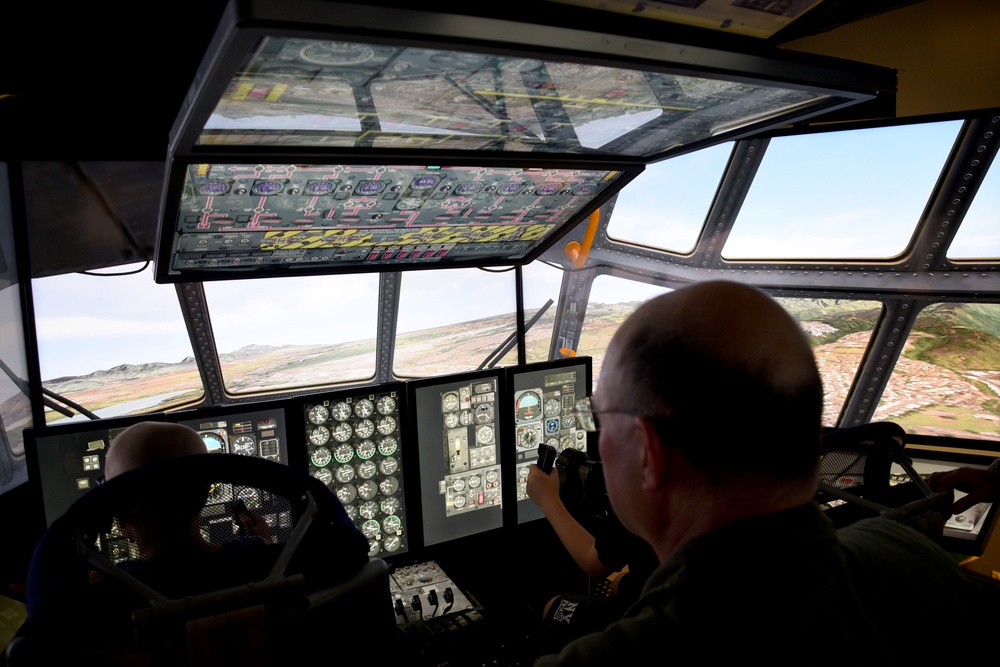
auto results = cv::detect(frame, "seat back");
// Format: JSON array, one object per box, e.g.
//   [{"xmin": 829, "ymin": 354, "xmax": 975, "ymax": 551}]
[
  {"xmin": 17, "ymin": 454, "xmax": 393, "ymax": 665},
  {"xmin": 817, "ymin": 422, "xmax": 951, "ymax": 537}
]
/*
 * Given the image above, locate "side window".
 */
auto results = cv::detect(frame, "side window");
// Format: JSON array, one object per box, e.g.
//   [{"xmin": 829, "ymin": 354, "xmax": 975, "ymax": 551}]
[
  {"xmin": 873, "ymin": 302, "xmax": 1000, "ymax": 440},
  {"xmin": 578, "ymin": 276, "xmax": 672, "ymax": 386},
  {"xmin": 32, "ymin": 264, "xmax": 204, "ymax": 422},
  {"xmin": 775, "ymin": 298, "xmax": 882, "ymax": 426}
]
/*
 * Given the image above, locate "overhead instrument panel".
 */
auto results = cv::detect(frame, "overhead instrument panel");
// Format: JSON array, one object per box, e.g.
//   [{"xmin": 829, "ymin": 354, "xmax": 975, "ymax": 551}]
[
  {"xmin": 409, "ymin": 370, "xmax": 505, "ymax": 547},
  {"xmin": 156, "ymin": 0, "xmax": 895, "ymax": 283},
  {"xmin": 508, "ymin": 357, "xmax": 592, "ymax": 524},
  {"xmin": 158, "ymin": 163, "xmax": 627, "ymax": 280},
  {"xmin": 303, "ymin": 387, "xmax": 408, "ymax": 558}
]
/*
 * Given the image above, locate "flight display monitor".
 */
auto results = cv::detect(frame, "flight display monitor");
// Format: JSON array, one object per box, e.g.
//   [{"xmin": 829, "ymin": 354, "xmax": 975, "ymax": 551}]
[
  {"xmin": 408, "ymin": 370, "xmax": 505, "ymax": 547},
  {"xmin": 155, "ymin": 162, "xmax": 632, "ymax": 282},
  {"xmin": 23, "ymin": 414, "xmax": 167, "ymax": 527},
  {"xmin": 301, "ymin": 385, "xmax": 408, "ymax": 559},
  {"xmin": 168, "ymin": 404, "xmax": 288, "ymax": 464},
  {"xmin": 509, "ymin": 358, "xmax": 592, "ymax": 524}
]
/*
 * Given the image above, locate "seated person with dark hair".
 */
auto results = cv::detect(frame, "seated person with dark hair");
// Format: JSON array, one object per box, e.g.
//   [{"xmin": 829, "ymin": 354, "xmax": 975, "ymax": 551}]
[{"xmin": 534, "ymin": 281, "xmax": 993, "ymax": 666}]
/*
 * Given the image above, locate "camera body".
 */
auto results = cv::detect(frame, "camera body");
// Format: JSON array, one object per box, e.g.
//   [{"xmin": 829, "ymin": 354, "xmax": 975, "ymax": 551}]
[{"xmin": 553, "ymin": 447, "xmax": 610, "ymax": 522}]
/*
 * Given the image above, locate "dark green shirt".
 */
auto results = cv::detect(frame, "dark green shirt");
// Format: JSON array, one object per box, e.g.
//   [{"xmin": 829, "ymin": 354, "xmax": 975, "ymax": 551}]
[{"xmin": 536, "ymin": 503, "xmax": 990, "ymax": 665}]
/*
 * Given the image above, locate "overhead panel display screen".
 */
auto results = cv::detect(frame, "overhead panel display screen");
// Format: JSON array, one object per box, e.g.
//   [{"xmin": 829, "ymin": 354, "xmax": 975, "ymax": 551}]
[
  {"xmin": 303, "ymin": 387, "xmax": 408, "ymax": 559},
  {"xmin": 198, "ymin": 37, "xmax": 836, "ymax": 157},
  {"xmin": 160, "ymin": 163, "xmax": 625, "ymax": 279}
]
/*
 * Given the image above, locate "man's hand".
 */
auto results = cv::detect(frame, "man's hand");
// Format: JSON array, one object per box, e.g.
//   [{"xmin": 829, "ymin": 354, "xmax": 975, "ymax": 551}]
[
  {"xmin": 526, "ymin": 463, "xmax": 561, "ymax": 513},
  {"xmin": 927, "ymin": 466, "xmax": 1000, "ymax": 515}
]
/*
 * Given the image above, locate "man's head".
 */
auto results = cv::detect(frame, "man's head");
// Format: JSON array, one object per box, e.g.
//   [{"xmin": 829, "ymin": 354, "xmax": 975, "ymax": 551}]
[
  {"xmin": 105, "ymin": 422, "xmax": 207, "ymax": 480},
  {"xmin": 594, "ymin": 281, "xmax": 823, "ymax": 555}
]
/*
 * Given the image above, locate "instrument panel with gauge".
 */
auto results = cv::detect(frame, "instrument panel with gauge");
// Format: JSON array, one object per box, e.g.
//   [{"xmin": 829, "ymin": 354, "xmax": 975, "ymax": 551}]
[
  {"xmin": 302, "ymin": 386, "xmax": 408, "ymax": 559},
  {"xmin": 508, "ymin": 358, "xmax": 592, "ymax": 524}
]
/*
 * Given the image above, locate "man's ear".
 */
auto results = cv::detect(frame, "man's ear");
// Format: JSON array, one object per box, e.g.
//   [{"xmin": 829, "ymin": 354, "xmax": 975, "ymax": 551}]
[{"xmin": 637, "ymin": 416, "xmax": 668, "ymax": 491}]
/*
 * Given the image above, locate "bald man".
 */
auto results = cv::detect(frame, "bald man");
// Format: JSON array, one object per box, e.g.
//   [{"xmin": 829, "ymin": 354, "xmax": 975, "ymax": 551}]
[
  {"xmin": 535, "ymin": 281, "xmax": 989, "ymax": 665},
  {"xmin": 105, "ymin": 421, "xmax": 207, "ymax": 481}
]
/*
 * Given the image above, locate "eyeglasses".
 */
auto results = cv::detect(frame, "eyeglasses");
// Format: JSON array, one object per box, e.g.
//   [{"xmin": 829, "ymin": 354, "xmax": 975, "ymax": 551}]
[{"xmin": 572, "ymin": 397, "xmax": 647, "ymax": 433}]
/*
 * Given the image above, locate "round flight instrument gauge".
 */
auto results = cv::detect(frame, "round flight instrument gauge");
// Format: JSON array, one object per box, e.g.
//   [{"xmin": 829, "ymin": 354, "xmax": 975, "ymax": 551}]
[
  {"xmin": 518, "ymin": 428, "xmax": 538, "ymax": 448},
  {"xmin": 355, "ymin": 180, "xmax": 386, "ymax": 195},
  {"xmin": 518, "ymin": 466, "xmax": 530, "ymax": 481},
  {"xmin": 516, "ymin": 391, "xmax": 542, "ymax": 421},
  {"xmin": 377, "ymin": 416, "xmax": 396, "ymax": 435},
  {"xmin": 444, "ymin": 412, "xmax": 460, "ymax": 428},
  {"xmin": 299, "ymin": 42, "xmax": 375, "ymax": 66},
  {"xmin": 201, "ymin": 432, "xmax": 226, "ymax": 453},
  {"xmin": 468, "ymin": 474, "xmax": 481, "ymax": 489},
  {"xmin": 367, "ymin": 540, "xmax": 381, "ymax": 557},
  {"xmin": 361, "ymin": 519, "xmax": 381, "ymax": 538},
  {"xmin": 305, "ymin": 180, "xmax": 335, "ymax": 196},
  {"xmin": 310, "ymin": 446, "xmax": 333, "ymax": 468},
  {"xmin": 356, "ymin": 440, "xmax": 376, "ymax": 460},
  {"xmin": 354, "ymin": 399, "xmax": 374, "ymax": 418},
  {"xmin": 357, "ymin": 479, "xmax": 378, "ymax": 501},
  {"xmin": 332, "ymin": 402, "xmax": 352, "ymax": 422},
  {"xmin": 453, "ymin": 495, "xmax": 467, "ymax": 509},
  {"xmin": 358, "ymin": 460, "xmax": 377, "ymax": 479},
  {"xmin": 197, "ymin": 180, "xmax": 230, "ymax": 196},
  {"xmin": 475, "ymin": 404, "xmax": 494, "ymax": 423},
  {"xmin": 476, "ymin": 425, "xmax": 494, "ymax": 445},
  {"xmin": 355, "ymin": 419, "xmax": 375, "ymax": 439},
  {"xmin": 383, "ymin": 535, "xmax": 402, "ymax": 553},
  {"xmin": 208, "ymin": 482, "xmax": 232, "ymax": 504},
  {"xmin": 376, "ymin": 395, "xmax": 396, "ymax": 415},
  {"xmin": 252, "ymin": 180, "xmax": 284, "ymax": 196},
  {"xmin": 332, "ymin": 422, "xmax": 353, "ymax": 443},
  {"xmin": 380, "ymin": 476, "xmax": 399, "ymax": 496},
  {"xmin": 561, "ymin": 435, "xmax": 576, "ymax": 451},
  {"xmin": 381, "ymin": 496, "xmax": 401, "ymax": 515},
  {"xmin": 359, "ymin": 501, "xmax": 379, "ymax": 520},
  {"xmin": 379, "ymin": 457, "xmax": 398, "ymax": 476},
  {"xmin": 344, "ymin": 505, "xmax": 359, "ymax": 521},
  {"xmin": 544, "ymin": 398, "xmax": 561, "ymax": 417},
  {"xmin": 383, "ymin": 515, "xmax": 402, "ymax": 534},
  {"xmin": 486, "ymin": 469, "xmax": 500, "ymax": 485},
  {"xmin": 308, "ymin": 426, "xmax": 331, "ymax": 446},
  {"xmin": 459, "ymin": 410, "xmax": 474, "ymax": 426},
  {"xmin": 336, "ymin": 485, "xmax": 357, "ymax": 505},
  {"xmin": 312, "ymin": 469, "xmax": 333, "ymax": 486},
  {"xmin": 335, "ymin": 464, "xmax": 356, "ymax": 484},
  {"xmin": 377, "ymin": 436, "xmax": 398, "ymax": 457},
  {"xmin": 308, "ymin": 404, "xmax": 330, "ymax": 424},
  {"xmin": 237, "ymin": 487, "xmax": 260, "ymax": 510},
  {"xmin": 441, "ymin": 392, "xmax": 460, "ymax": 412},
  {"xmin": 453, "ymin": 478, "xmax": 467, "ymax": 492},
  {"xmin": 231, "ymin": 436, "xmax": 256, "ymax": 456},
  {"xmin": 411, "ymin": 175, "xmax": 439, "ymax": 190},
  {"xmin": 333, "ymin": 443, "xmax": 354, "ymax": 464}
]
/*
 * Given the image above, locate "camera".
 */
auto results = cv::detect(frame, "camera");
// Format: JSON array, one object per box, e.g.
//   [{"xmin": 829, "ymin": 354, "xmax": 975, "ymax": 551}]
[{"xmin": 553, "ymin": 447, "xmax": 610, "ymax": 521}]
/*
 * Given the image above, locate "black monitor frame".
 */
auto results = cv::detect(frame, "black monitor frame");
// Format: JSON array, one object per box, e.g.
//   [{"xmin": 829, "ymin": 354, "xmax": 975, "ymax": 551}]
[{"xmin": 23, "ymin": 413, "xmax": 167, "ymax": 528}]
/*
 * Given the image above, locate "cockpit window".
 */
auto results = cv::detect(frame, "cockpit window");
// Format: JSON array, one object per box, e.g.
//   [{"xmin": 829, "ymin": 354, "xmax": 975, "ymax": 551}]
[
  {"xmin": 723, "ymin": 121, "xmax": 963, "ymax": 260},
  {"xmin": 32, "ymin": 264, "xmax": 204, "ymax": 423},
  {"xmin": 873, "ymin": 302, "xmax": 1000, "ymax": 440},
  {"xmin": 521, "ymin": 260, "xmax": 563, "ymax": 364},
  {"xmin": 578, "ymin": 276, "xmax": 672, "ymax": 385},
  {"xmin": 394, "ymin": 268, "xmax": 519, "ymax": 377},
  {"xmin": 606, "ymin": 142, "xmax": 732, "ymax": 254},
  {"xmin": 775, "ymin": 298, "xmax": 882, "ymax": 426},
  {"xmin": 947, "ymin": 156, "xmax": 1000, "ymax": 260},
  {"xmin": 203, "ymin": 274, "xmax": 379, "ymax": 393}
]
